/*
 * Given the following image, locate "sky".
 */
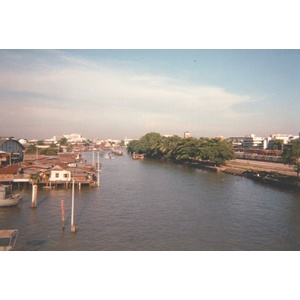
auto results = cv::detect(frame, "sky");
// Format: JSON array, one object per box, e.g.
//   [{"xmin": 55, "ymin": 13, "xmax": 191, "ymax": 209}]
[{"xmin": 1, "ymin": 49, "xmax": 300, "ymax": 140}]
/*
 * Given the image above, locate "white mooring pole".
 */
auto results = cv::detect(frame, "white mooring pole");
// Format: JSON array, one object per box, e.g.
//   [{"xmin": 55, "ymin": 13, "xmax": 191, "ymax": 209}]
[
  {"xmin": 31, "ymin": 184, "xmax": 38, "ymax": 208},
  {"xmin": 97, "ymin": 152, "xmax": 101, "ymax": 187},
  {"xmin": 71, "ymin": 179, "xmax": 77, "ymax": 232},
  {"xmin": 92, "ymin": 148, "xmax": 95, "ymax": 168}
]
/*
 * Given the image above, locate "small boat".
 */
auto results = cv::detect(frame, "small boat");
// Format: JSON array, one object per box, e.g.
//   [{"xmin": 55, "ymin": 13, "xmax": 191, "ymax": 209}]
[
  {"xmin": 0, "ymin": 229, "xmax": 19, "ymax": 250},
  {"xmin": 105, "ymin": 152, "xmax": 113, "ymax": 159},
  {"xmin": 0, "ymin": 185, "xmax": 23, "ymax": 207},
  {"xmin": 111, "ymin": 149, "xmax": 123, "ymax": 156},
  {"xmin": 132, "ymin": 153, "xmax": 145, "ymax": 160}
]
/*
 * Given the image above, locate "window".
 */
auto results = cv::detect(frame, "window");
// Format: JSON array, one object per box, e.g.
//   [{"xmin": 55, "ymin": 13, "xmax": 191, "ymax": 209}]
[
  {"xmin": 64, "ymin": 173, "xmax": 69, "ymax": 178},
  {"xmin": 55, "ymin": 173, "xmax": 59, "ymax": 178}
]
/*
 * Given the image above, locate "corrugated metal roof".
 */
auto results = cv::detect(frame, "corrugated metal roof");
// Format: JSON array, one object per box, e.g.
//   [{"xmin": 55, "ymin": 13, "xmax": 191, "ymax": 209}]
[
  {"xmin": 0, "ymin": 138, "xmax": 25, "ymax": 150},
  {"xmin": 0, "ymin": 164, "xmax": 20, "ymax": 174}
]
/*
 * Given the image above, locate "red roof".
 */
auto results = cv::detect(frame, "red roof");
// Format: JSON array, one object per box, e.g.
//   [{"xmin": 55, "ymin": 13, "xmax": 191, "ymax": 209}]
[{"xmin": 0, "ymin": 164, "xmax": 20, "ymax": 174}]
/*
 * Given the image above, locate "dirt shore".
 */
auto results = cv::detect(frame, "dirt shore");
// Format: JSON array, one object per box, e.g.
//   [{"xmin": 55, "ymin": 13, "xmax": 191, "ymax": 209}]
[
  {"xmin": 223, "ymin": 159, "xmax": 297, "ymax": 177},
  {"xmin": 219, "ymin": 159, "xmax": 300, "ymax": 190}
]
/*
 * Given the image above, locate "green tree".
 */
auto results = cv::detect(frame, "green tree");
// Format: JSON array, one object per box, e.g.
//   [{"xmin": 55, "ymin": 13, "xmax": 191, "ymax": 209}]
[
  {"xmin": 127, "ymin": 140, "xmax": 142, "ymax": 154},
  {"xmin": 59, "ymin": 137, "xmax": 68, "ymax": 146},
  {"xmin": 271, "ymin": 139, "xmax": 284, "ymax": 150},
  {"xmin": 44, "ymin": 148, "xmax": 58, "ymax": 155},
  {"xmin": 128, "ymin": 132, "xmax": 235, "ymax": 166},
  {"xmin": 136, "ymin": 132, "xmax": 162, "ymax": 157},
  {"xmin": 173, "ymin": 137, "xmax": 199, "ymax": 162},
  {"xmin": 282, "ymin": 140, "xmax": 300, "ymax": 179},
  {"xmin": 204, "ymin": 139, "xmax": 235, "ymax": 166},
  {"xmin": 155, "ymin": 135, "xmax": 181, "ymax": 159},
  {"xmin": 25, "ymin": 144, "xmax": 37, "ymax": 154}
]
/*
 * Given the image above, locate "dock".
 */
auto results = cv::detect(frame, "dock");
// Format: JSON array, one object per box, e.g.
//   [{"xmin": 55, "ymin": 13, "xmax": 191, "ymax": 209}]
[
  {"xmin": 0, "ymin": 229, "xmax": 19, "ymax": 251},
  {"xmin": 0, "ymin": 152, "xmax": 100, "ymax": 189}
]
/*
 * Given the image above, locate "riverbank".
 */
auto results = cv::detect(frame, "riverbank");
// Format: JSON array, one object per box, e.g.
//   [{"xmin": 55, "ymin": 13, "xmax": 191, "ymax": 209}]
[
  {"xmin": 180, "ymin": 158, "xmax": 300, "ymax": 191},
  {"xmin": 220, "ymin": 159, "xmax": 300, "ymax": 191}
]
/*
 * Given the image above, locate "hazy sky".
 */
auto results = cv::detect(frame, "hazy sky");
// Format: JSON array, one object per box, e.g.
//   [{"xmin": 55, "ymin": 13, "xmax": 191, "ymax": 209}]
[{"xmin": 1, "ymin": 49, "xmax": 300, "ymax": 140}]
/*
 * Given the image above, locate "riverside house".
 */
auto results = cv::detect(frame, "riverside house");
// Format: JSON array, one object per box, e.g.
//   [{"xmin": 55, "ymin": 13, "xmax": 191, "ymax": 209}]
[
  {"xmin": 49, "ymin": 164, "xmax": 71, "ymax": 188},
  {"xmin": 0, "ymin": 164, "xmax": 20, "ymax": 184},
  {"xmin": 0, "ymin": 137, "xmax": 24, "ymax": 165}
]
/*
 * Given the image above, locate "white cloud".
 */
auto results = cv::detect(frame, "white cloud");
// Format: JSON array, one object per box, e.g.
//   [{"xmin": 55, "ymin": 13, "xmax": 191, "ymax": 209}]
[{"xmin": 0, "ymin": 51, "xmax": 256, "ymax": 139}]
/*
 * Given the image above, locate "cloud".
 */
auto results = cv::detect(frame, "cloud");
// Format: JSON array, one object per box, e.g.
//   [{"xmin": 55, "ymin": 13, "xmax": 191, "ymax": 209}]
[{"xmin": 0, "ymin": 50, "xmax": 256, "ymax": 139}]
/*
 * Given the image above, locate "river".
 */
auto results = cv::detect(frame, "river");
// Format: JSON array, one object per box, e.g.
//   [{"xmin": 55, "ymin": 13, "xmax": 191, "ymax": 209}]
[{"xmin": 1, "ymin": 151, "xmax": 300, "ymax": 251}]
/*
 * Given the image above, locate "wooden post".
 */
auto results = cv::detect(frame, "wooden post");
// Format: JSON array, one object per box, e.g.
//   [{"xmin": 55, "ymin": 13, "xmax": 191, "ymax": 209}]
[
  {"xmin": 71, "ymin": 179, "xmax": 77, "ymax": 233},
  {"xmin": 61, "ymin": 200, "xmax": 65, "ymax": 229},
  {"xmin": 31, "ymin": 184, "xmax": 38, "ymax": 208}
]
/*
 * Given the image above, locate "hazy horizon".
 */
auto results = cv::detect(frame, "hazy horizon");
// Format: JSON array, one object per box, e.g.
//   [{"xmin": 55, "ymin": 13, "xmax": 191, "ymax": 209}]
[{"xmin": 1, "ymin": 49, "xmax": 300, "ymax": 140}]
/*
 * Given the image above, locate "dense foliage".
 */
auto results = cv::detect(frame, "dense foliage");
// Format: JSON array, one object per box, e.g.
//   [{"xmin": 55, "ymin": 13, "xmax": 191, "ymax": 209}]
[
  {"xmin": 128, "ymin": 132, "xmax": 235, "ymax": 166},
  {"xmin": 25, "ymin": 142, "xmax": 73, "ymax": 155},
  {"xmin": 282, "ymin": 140, "xmax": 300, "ymax": 179}
]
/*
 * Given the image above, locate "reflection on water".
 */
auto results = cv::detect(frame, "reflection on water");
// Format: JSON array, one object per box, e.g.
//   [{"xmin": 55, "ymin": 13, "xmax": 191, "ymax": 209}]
[{"xmin": 1, "ymin": 151, "xmax": 300, "ymax": 250}]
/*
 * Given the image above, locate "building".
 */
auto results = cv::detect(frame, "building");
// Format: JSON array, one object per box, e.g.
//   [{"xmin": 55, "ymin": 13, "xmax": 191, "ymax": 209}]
[
  {"xmin": 0, "ymin": 164, "xmax": 20, "ymax": 184},
  {"xmin": 267, "ymin": 134, "xmax": 298, "ymax": 150},
  {"xmin": 49, "ymin": 164, "xmax": 71, "ymax": 184},
  {"xmin": 184, "ymin": 131, "xmax": 190, "ymax": 139},
  {"xmin": 63, "ymin": 133, "xmax": 86, "ymax": 143},
  {"xmin": 242, "ymin": 134, "xmax": 267, "ymax": 149},
  {"xmin": 124, "ymin": 137, "xmax": 135, "ymax": 147},
  {"xmin": 225, "ymin": 136, "xmax": 245, "ymax": 149},
  {"xmin": 44, "ymin": 135, "xmax": 63, "ymax": 144},
  {"xmin": 0, "ymin": 137, "xmax": 25, "ymax": 165}
]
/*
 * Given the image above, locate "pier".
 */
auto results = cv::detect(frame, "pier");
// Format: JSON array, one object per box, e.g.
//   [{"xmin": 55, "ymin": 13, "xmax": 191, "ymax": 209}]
[
  {"xmin": 0, "ymin": 152, "xmax": 100, "ymax": 190},
  {"xmin": 0, "ymin": 229, "xmax": 18, "ymax": 251}
]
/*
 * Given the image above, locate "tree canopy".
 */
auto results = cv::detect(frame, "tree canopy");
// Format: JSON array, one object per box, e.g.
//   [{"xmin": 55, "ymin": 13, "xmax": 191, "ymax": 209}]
[
  {"xmin": 282, "ymin": 140, "xmax": 300, "ymax": 179},
  {"xmin": 127, "ymin": 132, "xmax": 235, "ymax": 166}
]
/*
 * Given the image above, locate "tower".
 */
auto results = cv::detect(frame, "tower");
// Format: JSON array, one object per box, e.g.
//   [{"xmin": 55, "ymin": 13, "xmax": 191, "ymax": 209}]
[{"xmin": 184, "ymin": 131, "xmax": 190, "ymax": 139}]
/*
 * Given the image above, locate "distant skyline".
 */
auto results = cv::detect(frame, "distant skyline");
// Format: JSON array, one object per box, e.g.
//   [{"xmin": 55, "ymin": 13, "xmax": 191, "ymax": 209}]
[{"xmin": 1, "ymin": 49, "xmax": 300, "ymax": 140}]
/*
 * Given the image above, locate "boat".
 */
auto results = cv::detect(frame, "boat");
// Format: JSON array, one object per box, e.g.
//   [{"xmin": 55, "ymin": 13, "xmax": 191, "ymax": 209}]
[
  {"xmin": 105, "ymin": 152, "xmax": 113, "ymax": 159},
  {"xmin": 132, "ymin": 153, "xmax": 145, "ymax": 160},
  {"xmin": 111, "ymin": 149, "xmax": 123, "ymax": 156},
  {"xmin": 0, "ymin": 185, "xmax": 23, "ymax": 207},
  {"xmin": 0, "ymin": 229, "xmax": 18, "ymax": 250}
]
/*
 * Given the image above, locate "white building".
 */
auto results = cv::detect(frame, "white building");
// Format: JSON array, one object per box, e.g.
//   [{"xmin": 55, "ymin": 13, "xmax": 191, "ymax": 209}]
[
  {"xmin": 243, "ymin": 134, "xmax": 267, "ymax": 149},
  {"xmin": 44, "ymin": 135, "xmax": 63, "ymax": 144},
  {"xmin": 124, "ymin": 137, "xmax": 135, "ymax": 147},
  {"xmin": 63, "ymin": 133, "xmax": 86, "ymax": 143},
  {"xmin": 49, "ymin": 164, "xmax": 71, "ymax": 183},
  {"xmin": 225, "ymin": 136, "xmax": 245, "ymax": 149},
  {"xmin": 184, "ymin": 131, "xmax": 190, "ymax": 139},
  {"xmin": 268, "ymin": 134, "xmax": 298, "ymax": 149}
]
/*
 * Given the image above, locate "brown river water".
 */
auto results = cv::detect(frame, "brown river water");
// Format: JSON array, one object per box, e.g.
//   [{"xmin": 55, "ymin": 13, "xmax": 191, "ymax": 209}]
[{"xmin": 1, "ymin": 151, "xmax": 300, "ymax": 251}]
